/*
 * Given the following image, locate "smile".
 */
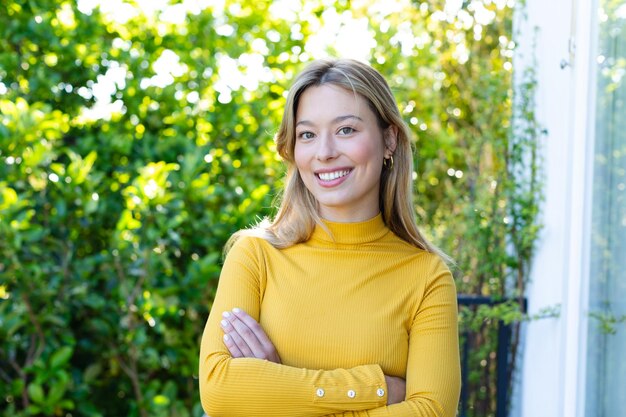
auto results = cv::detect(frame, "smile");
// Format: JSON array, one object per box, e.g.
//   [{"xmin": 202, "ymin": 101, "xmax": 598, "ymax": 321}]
[{"xmin": 316, "ymin": 169, "xmax": 352, "ymax": 181}]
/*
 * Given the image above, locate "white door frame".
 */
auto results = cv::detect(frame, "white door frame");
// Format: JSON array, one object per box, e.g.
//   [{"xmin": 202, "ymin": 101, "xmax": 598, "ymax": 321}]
[{"xmin": 515, "ymin": 0, "xmax": 597, "ymax": 416}]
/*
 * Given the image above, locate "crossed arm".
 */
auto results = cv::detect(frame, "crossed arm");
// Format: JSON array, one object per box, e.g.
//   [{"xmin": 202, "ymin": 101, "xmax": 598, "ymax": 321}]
[{"xmin": 219, "ymin": 307, "xmax": 407, "ymax": 406}]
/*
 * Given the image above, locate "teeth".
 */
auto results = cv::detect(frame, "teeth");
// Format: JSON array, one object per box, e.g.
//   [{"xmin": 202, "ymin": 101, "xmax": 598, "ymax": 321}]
[{"xmin": 318, "ymin": 170, "xmax": 350, "ymax": 181}]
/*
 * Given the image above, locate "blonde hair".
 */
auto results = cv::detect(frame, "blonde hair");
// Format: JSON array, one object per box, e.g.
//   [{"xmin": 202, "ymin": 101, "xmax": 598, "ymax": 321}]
[{"xmin": 226, "ymin": 58, "xmax": 449, "ymax": 262}]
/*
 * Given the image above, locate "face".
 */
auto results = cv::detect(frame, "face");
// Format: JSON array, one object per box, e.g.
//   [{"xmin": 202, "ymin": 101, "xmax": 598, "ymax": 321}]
[{"xmin": 294, "ymin": 84, "xmax": 396, "ymax": 222}]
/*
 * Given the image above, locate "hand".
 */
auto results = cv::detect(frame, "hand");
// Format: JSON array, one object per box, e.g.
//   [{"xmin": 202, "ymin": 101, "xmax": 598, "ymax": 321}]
[
  {"xmin": 384, "ymin": 375, "xmax": 406, "ymax": 405},
  {"xmin": 220, "ymin": 308, "xmax": 281, "ymax": 363}
]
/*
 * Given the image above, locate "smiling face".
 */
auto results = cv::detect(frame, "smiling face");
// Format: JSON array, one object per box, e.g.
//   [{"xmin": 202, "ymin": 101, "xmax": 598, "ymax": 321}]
[{"xmin": 294, "ymin": 84, "xmax": 396, "ymax": 222}]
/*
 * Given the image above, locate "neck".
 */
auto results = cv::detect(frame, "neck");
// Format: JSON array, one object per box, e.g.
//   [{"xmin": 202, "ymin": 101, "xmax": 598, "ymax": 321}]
[
  {"xmin": 319, "ymin": 208, "xmax": 381, "ymax": 223},
  {"xmin": 310, "ymin": 213, "xmax": 389, "ymax": 245}
]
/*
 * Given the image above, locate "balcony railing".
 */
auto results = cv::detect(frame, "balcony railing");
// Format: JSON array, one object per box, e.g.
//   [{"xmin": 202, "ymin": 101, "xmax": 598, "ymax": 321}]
[{"xmin": 457, "ymin": 295, "xmax": 527, "ymax": 417}]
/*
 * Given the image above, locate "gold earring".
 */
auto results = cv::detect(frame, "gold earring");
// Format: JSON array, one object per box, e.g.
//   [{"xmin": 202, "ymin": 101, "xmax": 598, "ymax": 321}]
[{"xmin": 384, "ymin": 155, "xmax": 394, "ymax": 170}]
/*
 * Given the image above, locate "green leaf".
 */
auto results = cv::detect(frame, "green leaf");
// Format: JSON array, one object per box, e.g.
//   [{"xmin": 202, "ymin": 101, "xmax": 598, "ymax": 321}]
[
  {"xmin": 49, "ymin": 346, "xmax": 73, "ymax": 369},
  {"xmin": 59, "ymin": 399, "xmax": 75, "ymax": 410},
  {"xmin": 27, "ymin": 382, "xmax": 45, "ymax": 404},
  {"xmin": 25, "ymin": 404, "xmax": 43, "ymax": 415},
  {"xmin": 153, "ymin": 394, "xmax": 170, "ymax": 407},
  {"xmin": 83, "ymin": 363, "xmax": 102, "ymax": 383},
  {"xmin": 47, "ymin": 378, "xmax": 67, "ymax": 404},
  {"xmin": 0, "ymin": 185, "xmax": 18, "ymax": 210}
]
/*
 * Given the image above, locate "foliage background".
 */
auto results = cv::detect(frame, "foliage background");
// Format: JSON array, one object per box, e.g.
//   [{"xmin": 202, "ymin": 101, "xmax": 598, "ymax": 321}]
[{"xmin": 0, "ymin": 0, "xmax": 540, "ymax": 416}]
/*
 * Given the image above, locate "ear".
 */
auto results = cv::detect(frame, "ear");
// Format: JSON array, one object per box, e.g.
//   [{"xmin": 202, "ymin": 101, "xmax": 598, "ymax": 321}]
[{"xmin": 384, "ymin": 126, "xmax": 398, "ymax": 158}]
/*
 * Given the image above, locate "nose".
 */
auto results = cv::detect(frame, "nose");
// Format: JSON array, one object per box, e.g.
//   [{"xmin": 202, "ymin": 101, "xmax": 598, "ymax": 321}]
[{"xmin": 315, "ymin": 133, "xmax": 338, "ymax": 161}]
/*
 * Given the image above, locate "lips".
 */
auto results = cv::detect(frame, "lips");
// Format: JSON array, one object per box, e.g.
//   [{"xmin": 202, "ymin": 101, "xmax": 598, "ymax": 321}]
[
  {"xmin": 316, "ymin": 169, "xmax": 351, "ymax": 181},
  {"xmin": 313, "ymin": 168, "xmax": 353, "ymax": 187}
]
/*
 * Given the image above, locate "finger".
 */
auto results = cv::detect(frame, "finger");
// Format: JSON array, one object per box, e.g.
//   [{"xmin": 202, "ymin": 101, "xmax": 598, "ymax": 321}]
[
  {"xmin": 222, "ymin": 311, "xmax": 259, "ymax": 357},
  {"xmin": 222, "ymin": 310, "xmax": 264, "ymax": 350},
  {"xmin": 227, "ymin": 314, "xmax": 266, "ymax": 358},
  {"xmin": 230, "ymin": 309, "xmax": 281, "ymax": 362},
  {"xmin": 231, "ymin": 308, "xmax": 276, "ymax": 351},
  {"xmin": 224, "ymin": 325, "xmax": 256, "ymax": 358},
  {"xmin": 220, "ymin": 319, "xmax": 244, "ymax": 357},
  {"xmin": 222, "ymin": 333, "xmax": 244, "ymax": 358},
  {"xmin": 222, "ymin": 309, "xmax": 281, "ymax": 361}
]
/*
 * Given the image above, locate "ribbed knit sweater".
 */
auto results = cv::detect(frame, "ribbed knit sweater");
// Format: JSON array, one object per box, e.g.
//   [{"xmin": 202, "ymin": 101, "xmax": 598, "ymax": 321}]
[{"xmin": 199, "ymin": 214, "xmax": 461, "ymax": 417}]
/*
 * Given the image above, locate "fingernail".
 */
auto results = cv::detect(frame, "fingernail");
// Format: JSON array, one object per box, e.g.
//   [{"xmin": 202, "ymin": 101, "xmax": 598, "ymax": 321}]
[
  {"xmin": 220, "ymin": 319, "xmax": 228, "ymax": 327},
  {"xmin": 223, "ymin": 334, "xmax": 230, "ymax": 341},
  {"xmin": 222, "ymin": 311, "xmax": 231, "ymax": 318},
  {"xmin": 232, "ymin": 307, "xmax": 241, "ymax": 314}
]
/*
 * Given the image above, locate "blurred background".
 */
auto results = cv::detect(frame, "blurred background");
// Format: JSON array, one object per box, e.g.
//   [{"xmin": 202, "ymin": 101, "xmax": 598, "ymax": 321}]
[{"xmin": 1, "ymin": 1, "xmax": 547, "ymax": 416}]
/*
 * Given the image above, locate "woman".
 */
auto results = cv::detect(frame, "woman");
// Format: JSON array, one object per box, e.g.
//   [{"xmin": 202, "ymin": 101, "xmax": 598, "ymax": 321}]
[{"xmin": 199, "ymin": 58, "xmax": 461, "ymax": 416}]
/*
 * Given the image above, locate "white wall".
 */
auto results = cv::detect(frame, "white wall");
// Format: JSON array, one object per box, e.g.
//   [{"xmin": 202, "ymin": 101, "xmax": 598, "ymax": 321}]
[{"xmin": 513, "ymin": 0, "xmax": 596, "ymax": 416}]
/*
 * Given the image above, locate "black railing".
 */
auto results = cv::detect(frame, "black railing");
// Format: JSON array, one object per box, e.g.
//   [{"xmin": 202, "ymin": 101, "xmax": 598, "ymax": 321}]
[{"xmin": 457, "ymin": 295, "xmax": 527, "ymax": 417}]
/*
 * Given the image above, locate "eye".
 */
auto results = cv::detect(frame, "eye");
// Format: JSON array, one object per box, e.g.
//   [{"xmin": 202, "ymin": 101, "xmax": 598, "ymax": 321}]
[
  {"xmin": 337, "ymin": 126, "xmax": 355, "ymax": 135},
  {"xmin": 297, "ymin": 131, "xmax": 315, "ymax": 140}
]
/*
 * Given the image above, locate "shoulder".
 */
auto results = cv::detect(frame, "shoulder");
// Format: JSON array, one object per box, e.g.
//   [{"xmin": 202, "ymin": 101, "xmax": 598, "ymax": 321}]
[
  {"xmin": 226, "ymin": 234, "xmax": 267, "ymax": 258},
  {"xmin": 423, "ymin": 251, "xmax": 452, "ymax": 277},
  {"xmin": 418, "ymin": 251, "xmax": 457, "ymax": 304},
  {"xmin": 385, "ymin": 231, "xmax": 450, "ymax": 273},
  {"xmin": 218, "ymin": 236, "xmax": 274, "ymax": 288},
  {"xmin": 385, "ymin": 232, "xmax": 453, "ymax": 275},
  {"xmin": 391, "ymin": 239, "xmax": 455, "ymax": 294},
  {"xmin": 413, "ymin": 249, "xmax": 454, "ymax": 286},
  {"xmin": 405, "ymin": 251, "xmax": 458, "ymax": 324},
  {"xmin": 225, "ymin": 232, "xmax": 288, "ymax": 265}
]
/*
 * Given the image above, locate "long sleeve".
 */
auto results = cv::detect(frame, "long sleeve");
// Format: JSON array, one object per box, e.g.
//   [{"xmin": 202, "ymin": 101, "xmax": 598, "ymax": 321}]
[
  {"xmin": 199, "ymin": 237, "xmax": 388, "ymax": 417},
  {"xmin": 323, "ymin": 258, "xmax": 461, "ymax": 417},
  {"xmin": 200, "ymin": 215, "xmax": 461, "ymax": 417}
]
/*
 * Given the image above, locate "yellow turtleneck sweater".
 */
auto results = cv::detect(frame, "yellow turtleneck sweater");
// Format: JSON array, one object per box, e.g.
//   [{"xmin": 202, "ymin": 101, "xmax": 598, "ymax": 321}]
[{"xmin": 199, "ymin": 215, "xmax": 460, "ymax": 417}]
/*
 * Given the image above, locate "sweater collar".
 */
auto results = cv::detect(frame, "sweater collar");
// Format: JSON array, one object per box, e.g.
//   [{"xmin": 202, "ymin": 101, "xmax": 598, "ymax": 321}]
[{"xmin": 310, "ymin": 213, "xmax": 390, "ymax": 245}]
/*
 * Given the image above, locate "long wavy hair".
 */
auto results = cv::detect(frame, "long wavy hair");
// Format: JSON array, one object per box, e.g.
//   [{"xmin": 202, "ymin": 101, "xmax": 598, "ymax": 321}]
[{"xmin": 226, "ymin": 58, "xmax": 448, "ymax": 261}]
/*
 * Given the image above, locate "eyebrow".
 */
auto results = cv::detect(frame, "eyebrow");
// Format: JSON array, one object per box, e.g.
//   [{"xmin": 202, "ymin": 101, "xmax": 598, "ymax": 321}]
[{"xmin": 295, "ymin": 114, "xmax": 363, "ymax": 127}]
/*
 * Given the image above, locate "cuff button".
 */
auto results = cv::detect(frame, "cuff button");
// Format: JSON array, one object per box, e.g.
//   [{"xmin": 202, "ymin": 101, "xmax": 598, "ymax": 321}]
[
  {"xmin": 316, "ymin": 388, "xmax": 325, "ymax": 397},
  {"xmin": 377, "ymin": 388, "xmax": 385, "ymax": 397}
]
